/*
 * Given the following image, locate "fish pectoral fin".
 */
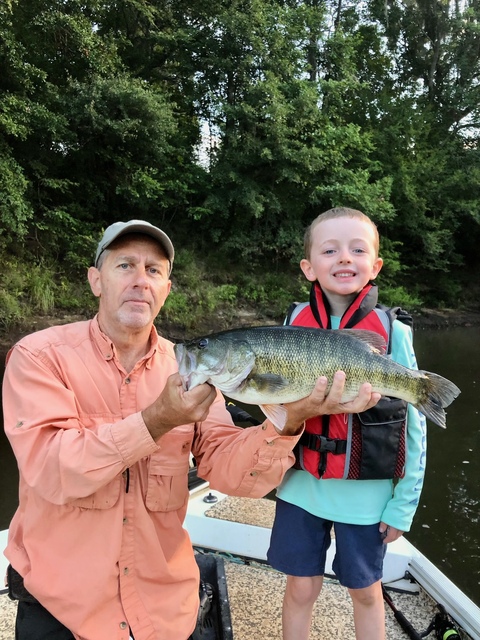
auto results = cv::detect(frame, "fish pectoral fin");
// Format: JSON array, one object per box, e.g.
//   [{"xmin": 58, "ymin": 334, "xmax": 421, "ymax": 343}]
[
  {"xmin": 249, "ymin": 373, "xmax": 290, "ymax": 393},
  {"xmin": 260, "ymin": 404, "xmax": 288, "ymax": 431}
]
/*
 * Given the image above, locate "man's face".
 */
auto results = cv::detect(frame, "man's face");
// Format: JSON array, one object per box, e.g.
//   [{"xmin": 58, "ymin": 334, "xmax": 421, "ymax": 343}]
[{"xmin": 88, "ymin": 235, "xmax": 171, "ymax": 332}]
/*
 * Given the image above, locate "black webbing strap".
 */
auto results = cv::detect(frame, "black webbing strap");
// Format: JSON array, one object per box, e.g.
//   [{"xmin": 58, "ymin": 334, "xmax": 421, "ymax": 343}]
[{"xmin": 299, "ymin": 432, "xmax": 347, "ymax": 455}]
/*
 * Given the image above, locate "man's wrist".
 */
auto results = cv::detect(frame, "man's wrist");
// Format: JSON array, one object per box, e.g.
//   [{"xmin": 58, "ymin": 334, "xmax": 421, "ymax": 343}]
[
  {"xmin": 142, "ymin": 407, "xmax": 169, "ymax": 442},
  {"xmin": 275, "ymin": 420, "xmax": 305, "ymax": 436}
]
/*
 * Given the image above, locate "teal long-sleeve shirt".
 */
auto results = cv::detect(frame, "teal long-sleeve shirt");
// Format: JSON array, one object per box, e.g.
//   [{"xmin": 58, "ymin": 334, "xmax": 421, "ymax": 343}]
[{"xmin": 275, "ymin": 317, "xmax": 427, "ymax": 533}]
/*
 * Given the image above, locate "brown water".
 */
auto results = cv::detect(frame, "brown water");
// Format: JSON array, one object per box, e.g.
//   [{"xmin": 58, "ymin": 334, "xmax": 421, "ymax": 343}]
[{"xmin": 0, "ymin": 326, "xmax": 479, "ymax": 605}]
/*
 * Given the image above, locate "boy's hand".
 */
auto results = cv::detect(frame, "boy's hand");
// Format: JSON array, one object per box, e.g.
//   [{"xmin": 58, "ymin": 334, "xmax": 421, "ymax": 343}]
[
  {"xmin": 281, "ymin": 371, "xmax": 381, "ymax": 433},
  {"xmin": 379, "ymin": 522, "xmax": 404, "ymax": 544},
  {"xmin": 326, "ymin": 371, "xmax": 382, "ymax": 415}
]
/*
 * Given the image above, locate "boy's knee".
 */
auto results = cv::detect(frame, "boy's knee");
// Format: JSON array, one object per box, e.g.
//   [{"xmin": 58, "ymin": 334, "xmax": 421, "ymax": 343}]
[
  {"xmin": 286, "ymin": 575, "xmax": 323, "ymax": 606},
  {"xmin": 348, "ymin": 581, "xmax": 383, "ymax": 608}
]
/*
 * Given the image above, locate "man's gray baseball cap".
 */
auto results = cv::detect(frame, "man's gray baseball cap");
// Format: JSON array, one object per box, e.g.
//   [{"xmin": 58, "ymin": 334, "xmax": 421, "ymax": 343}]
[{"xmin": 95, "ymin": 220, "xmax": 174, "ymax": 272}]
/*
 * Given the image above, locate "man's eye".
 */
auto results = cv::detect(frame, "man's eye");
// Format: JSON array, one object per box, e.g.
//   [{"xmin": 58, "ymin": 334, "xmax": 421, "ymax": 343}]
[{"xmin": 119, "ymin": 263, "xmax": 130, "ymax": 269}]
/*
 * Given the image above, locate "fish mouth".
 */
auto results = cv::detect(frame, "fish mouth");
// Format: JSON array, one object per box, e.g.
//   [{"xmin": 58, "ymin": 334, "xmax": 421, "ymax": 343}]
[
  {"xmin": 174, "ymin": 344, "xmax": 194, "ymax": 389},
  {"xmin": 174, "ymin": 344, "xmax": 211, "ymax": 390}
]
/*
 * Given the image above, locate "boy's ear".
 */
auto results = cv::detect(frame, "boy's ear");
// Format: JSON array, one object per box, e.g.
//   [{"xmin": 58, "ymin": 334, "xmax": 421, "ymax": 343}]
[
  {"xmin": 300, "ymin": 259, "xmax": 317, "ymax": 282},
  {"xmin": 371, "ymin": 257, "xmax": 384, "ymax": 279}
]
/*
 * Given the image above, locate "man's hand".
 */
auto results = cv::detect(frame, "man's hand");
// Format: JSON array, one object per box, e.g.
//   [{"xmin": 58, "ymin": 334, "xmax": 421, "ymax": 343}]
[
  {"xmin": 142, "ymin": 373, "xmax": 217, "ymax": 441},
  {"xmin": 280, "ymin": 371, "xmax": 382, "ymax": 435}
]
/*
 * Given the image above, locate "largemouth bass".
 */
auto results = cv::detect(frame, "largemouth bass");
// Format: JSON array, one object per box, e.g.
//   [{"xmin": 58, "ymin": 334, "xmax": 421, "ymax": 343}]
[{"xmin": 174, "ymin": 326, "xmax": 460, "ymax": 430}]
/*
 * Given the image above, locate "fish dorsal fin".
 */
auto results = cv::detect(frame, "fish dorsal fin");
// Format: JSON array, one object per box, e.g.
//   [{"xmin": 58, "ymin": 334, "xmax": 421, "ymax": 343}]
[
  {"xmin": 259, "ymin": 404, "xmax": 288, "ymax": 431},
  {"xmin": 339, "ymin": 329, "xmax": 386, "ymax": 354}
]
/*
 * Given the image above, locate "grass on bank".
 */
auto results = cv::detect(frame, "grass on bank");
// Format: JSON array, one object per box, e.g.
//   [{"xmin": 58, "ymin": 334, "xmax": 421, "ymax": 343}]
[{"xmin": 0, "ymin": 249, "xmax": 430, "ymax": 340}]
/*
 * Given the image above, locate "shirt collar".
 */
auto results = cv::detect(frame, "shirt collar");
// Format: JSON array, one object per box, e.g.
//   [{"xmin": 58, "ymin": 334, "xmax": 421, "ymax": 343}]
[{"xmin": 91, "ymin": 315, "xmax": 159, "ymax": 368}]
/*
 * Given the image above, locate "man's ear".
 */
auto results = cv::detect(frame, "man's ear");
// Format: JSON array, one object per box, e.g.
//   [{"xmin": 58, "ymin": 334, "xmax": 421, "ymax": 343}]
[
  {"xmin": 300, "ymin": 259, "xmax": 317, "ymax": 282},
  {"xmin": 87, "ymin": 266, "xmax": 101, "ymax": 298}
]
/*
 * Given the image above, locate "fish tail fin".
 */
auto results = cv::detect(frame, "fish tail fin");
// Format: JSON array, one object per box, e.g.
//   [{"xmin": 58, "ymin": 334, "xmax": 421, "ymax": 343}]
[{"xmin": 416, "ymin": 371, "xmax": 461, "ymax": 428}]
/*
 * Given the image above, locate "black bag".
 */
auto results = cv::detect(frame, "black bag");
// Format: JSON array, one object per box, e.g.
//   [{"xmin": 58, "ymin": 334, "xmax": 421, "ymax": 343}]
[{"xmin": 7, "ymin": 564, "xmax": 39, "ymax": 604}]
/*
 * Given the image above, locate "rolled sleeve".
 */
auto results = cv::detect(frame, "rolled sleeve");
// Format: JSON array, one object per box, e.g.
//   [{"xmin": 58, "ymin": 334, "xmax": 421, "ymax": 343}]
[
  {"xmin": 193, "ymin": 394, "xmax": 303, "ymax": 498},
  {"xmin": 110, "ymin": 412, "xmax": 159, "ymax": 466}
]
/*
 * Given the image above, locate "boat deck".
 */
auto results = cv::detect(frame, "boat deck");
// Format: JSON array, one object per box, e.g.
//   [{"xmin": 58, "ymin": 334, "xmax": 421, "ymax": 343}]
[
  {"xmin": 223, "ymin": 559, "xmax": 440, "ymax": 639},
  {"xmin": 0, "ymin": 563, "xmax": 443, "ymax": 640},
  {"xmin": 0, "ymin": 593, "xmax": 15, "ymax": 639},
  {"xmin": 0, "ymin": 494, "xmax": 475, "ymax": 639},
  {"xmin": 193, "ymin": 494, "xmax": 444, "ymax": 639}
]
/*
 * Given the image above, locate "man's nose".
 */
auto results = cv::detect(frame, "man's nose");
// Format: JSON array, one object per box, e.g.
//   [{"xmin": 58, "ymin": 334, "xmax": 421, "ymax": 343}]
[{"xmin": 133, "ymin": 269, "xmax": 149, "ymax": 285}]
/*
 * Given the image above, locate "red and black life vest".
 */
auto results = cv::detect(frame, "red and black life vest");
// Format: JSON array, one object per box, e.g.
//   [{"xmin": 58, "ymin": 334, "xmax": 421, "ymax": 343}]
[{"xmin": 290, "ymin": 282, "xmax": 408, "ymax": 481}]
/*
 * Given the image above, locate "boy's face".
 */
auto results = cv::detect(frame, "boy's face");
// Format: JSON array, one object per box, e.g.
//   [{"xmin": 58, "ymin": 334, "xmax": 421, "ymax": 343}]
[{"xmin": 300, "ymin": 217, "xmax": 383, "ymax": 301}]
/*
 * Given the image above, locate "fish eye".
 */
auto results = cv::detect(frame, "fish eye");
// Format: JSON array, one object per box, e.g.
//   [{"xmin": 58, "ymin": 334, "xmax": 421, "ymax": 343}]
[{"xmin": 198, "ymin": 338, "xmax": 208, "ymax": 349}]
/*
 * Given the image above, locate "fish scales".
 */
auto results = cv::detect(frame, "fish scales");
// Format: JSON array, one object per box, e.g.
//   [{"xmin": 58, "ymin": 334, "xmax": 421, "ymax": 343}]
[
  {"xmin": 174, "ymin": 326, "xmax": 460, "ymax": 429},
  {"xmin": 238, "ymin": 328, "xmax": 420, "ymax": 403}
]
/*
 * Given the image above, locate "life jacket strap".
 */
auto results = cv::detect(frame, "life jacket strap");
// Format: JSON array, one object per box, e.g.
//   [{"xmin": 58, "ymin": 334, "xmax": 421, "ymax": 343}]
[{"xmin": 299, "ymin": 432, "xmax": 347, "ymax": 455}]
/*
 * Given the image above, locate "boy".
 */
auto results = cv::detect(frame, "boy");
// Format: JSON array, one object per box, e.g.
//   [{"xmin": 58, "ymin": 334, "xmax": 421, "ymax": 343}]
[{"xmin": 267, "ymin": 207, "xmax": 426, "ymax": 640}]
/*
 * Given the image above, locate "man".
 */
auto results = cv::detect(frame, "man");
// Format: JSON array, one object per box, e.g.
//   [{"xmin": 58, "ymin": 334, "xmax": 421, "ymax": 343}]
[{"xmin": 3, "ymin": 220, "xmax": 380, "ymax": 640}]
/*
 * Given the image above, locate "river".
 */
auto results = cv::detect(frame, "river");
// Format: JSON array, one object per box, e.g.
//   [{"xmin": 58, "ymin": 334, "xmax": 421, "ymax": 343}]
[{"xmin": 0, "ymin": 326, "xmax": 479, "ymax": 605}]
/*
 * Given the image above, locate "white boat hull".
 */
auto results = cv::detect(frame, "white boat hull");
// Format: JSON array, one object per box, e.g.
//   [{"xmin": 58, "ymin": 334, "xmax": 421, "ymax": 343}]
[{"xmin": 185, "ymin": 483, "xmax": 480, "ymax": 640}]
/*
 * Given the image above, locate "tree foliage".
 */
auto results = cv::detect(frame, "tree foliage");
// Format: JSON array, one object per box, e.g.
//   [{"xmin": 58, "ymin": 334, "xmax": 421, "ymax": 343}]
[{"xmin": 0, "ymin": 0, "xmax": 479, "ymax": 315}]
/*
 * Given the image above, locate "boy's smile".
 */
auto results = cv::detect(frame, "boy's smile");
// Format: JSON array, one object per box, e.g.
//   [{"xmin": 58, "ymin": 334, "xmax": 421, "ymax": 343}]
[{"xmin": 300, "ymin": 216, "xmax": 383, "ymax": 314}]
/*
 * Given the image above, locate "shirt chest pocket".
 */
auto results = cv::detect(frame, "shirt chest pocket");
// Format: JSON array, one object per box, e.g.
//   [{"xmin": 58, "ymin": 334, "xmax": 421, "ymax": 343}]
[
  {"xmin": 70, "ymin": 476, "xmax": 122, "ymax": 510},
  {"xmin": 145, "ymin": 430, "xmax": 194, "ymax": 512}
]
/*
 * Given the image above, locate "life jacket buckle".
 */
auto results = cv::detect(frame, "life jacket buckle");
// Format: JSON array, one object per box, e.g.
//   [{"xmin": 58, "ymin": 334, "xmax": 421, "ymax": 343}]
[{"xmin": 301, "ymin": 433, "xmax": 347, "ymax": 455}]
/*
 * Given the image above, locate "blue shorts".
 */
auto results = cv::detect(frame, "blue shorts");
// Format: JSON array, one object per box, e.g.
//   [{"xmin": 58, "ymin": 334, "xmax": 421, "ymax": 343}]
[{"xmin": 267, "ymin": 499, "xmax": 386, "ymax": 589}]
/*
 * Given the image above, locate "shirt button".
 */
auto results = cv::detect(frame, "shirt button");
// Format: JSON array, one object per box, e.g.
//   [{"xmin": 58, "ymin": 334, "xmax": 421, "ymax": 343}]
[
  {"xmin": 123, "ymin": 517, "xmax": 128, "ymax": 524},
  {"xmin": 123, "ymin": 567, "xmax": 129, "ymax": 575},
  {"xmin": 125, "ymin": 377, "xmax": 131, "ymax": 384},
  {"xmin": 267, "ymin": 440, "xmax": 274, "ymax": 446},
  {"xmin": 261, "ymin": 424, "xmax": 267, "ymax": 430},
  {"xmin": 120, "ymin": 622, "xmax": 128, "ymax": 629},
  {"xmin": 250, "ymin": 471, "xmax": 258, "ymax": 476}
]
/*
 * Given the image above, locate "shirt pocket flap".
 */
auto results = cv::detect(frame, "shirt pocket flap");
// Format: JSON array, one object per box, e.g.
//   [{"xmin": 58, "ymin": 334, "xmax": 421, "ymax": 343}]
[
  {"xmin": 146, "ymin": 429, "xmax": 193, "ymax": 512},
  {"xmin": 70, "ymin": 476, "xmax": 122, "ymax": 510}
]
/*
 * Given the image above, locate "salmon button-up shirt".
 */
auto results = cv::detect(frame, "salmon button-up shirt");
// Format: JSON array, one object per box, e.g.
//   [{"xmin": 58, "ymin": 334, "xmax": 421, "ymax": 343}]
[{"xmin": 3, "ymin": 317, "xmax": 301, "ymax": 640}]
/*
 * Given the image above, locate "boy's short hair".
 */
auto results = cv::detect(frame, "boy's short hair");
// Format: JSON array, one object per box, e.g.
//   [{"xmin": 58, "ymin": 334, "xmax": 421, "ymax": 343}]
[{"xmin": 304, "ymin": 207, "xmax": 380, "ymax": 258}]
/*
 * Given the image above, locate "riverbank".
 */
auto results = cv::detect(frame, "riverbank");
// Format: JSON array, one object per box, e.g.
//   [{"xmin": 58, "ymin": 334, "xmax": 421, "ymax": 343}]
[
  {"xmin": 1, "ymin": 306, "xmax": 480, "ymax": 351},
  {"xmin": 409, "ymin": 307, "xmax": 480, "ymax": 328}
]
